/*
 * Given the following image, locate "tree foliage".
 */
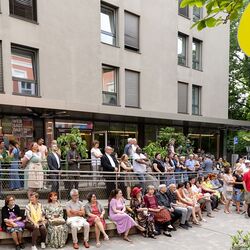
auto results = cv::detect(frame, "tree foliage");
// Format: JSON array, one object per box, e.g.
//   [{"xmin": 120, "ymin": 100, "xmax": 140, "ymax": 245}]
[{"xmin": 181, "ymin": 0, "xmax": 247, "ymax": 30}]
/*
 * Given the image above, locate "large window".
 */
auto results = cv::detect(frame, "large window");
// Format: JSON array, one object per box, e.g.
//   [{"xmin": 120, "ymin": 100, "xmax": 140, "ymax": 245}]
[
  {"xmin": 0, "ymin": 41, "xmax": 3, "ymax": 93},
  {"xmin": 178, "ymin": 0, "xmax": 189, "ymax": 18},
  {"xmin": 9, "ymin": 0, "xmax": 37, "ymax": 22},
  {"xmin": 192, "ymin": 85, "xmax": 201, "ymax": 115},
  {"xmin": 101, "ymin": 4, "xmax": 117, "ymax": 45},
  {"xmin": 193, "ymin": 6, "xmax": 202, "ymax": 22},
  {"xmin": 125, "ymin": 11, "xmax": 140, "ymax": 51},
  {"xmin": 11, "ymin": 45, "xmax": 38, "ymax": 96},
  {"xmin": 178, "ymin": 82, "xmax": 188, "ymax": 114},
  {"xmin": 102, "ymin": 65, "xmax": 118, "ymax": 105},
  {"xmin": 178, "ymin": 33, "xmax": 188, "ymax": 66},
  {"xmin": 192, "ymin": 39, "xmax": 202, "ymax": 70},
  {"xmin": 125, "ymin": 70, "xmax": 140, "ymax": 108}
]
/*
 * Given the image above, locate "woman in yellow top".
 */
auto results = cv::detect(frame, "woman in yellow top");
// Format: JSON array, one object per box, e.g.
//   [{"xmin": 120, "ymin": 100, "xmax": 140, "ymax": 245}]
[{"xmin": 25, "ymin": 192, "xmax": 47, "ymax": 250}]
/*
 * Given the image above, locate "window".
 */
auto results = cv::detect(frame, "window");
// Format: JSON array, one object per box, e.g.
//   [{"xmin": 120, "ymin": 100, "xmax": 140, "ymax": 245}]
[
  {"xmin": 9, "ymin": 0, "xmax": 37, "ymax": 22},
  {"xmin": 192, "ymin": 85, "xmax": 201, "ymax": 115},
  {"xmin": 178, "ymin": 82, "xmax": 188, "ymax": 114},
  {"xmin": 0, "ymin": 42, "xmax": 3, "ymax": 93},
  {"xmin": 178, "ymin": 33, "xmax": 188, "ymax": 66},
  {"xmin": 192, "ymin": 39, "xmax": 202, "ymax": 70},
  {"xmin": 11, "ymin": 45, "xmax": 38, "ymax": 96},
  {"xmin": 193, "ymin": 6, "xmax": 202, "ymax": 22},
  {"xmin": 178, "ymin": 0, "xmax": 189, "ymax": 18},
  {"xmin": 125, "ymin": 70, "xmax": 140, "ymax": 108},
  {"xmin": 102, "ymin": 65, "xmax": 118, "ymax": 105},
  {"xmin": 125, "ymin": 11, "xmax": 139, "ymax": 51},
  {"xmin": 101, "ymin": 4, "xmax": 117, "ymax": 45}
]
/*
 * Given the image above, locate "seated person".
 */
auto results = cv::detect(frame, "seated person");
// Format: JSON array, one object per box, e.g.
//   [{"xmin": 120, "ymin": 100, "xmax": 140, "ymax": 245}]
[
  {"xmin": 25, "ymin": 192, "xmax": 47, "ymax": 250},
  {"xmin": 85, "ymin": 193, "xmax": 109, "ymax": 247},
  {"xmin": 66, "ymin": 189, "xmax": 90, "ymax": 249},
  {"xmin": 155, "ymin": 184, "xmax": 182, "ymax": 230},
  {"xmin": 144, "ymin": 185, "xmax": 172, "ymax": 237},
  {"xmin": 1, "ymin": 195, "xmax": 25, "ymax": 250}
]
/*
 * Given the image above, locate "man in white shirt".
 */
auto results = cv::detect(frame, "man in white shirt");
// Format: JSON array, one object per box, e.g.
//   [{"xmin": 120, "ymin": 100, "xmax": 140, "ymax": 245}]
[
  {"xmin": 47, "ymin": 143, "xmax": 61, "ymax": 192},
  {"xmin": 133, "ymin": 147, "xmax": 149, "ymax": 193},
  {"xmin": 101, "ymin": 146, "xmax": 118, "ymax": 196}
]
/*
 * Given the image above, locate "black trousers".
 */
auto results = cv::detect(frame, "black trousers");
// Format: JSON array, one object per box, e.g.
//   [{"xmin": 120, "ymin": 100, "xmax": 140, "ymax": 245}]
[
  {"xmin": 171, "ymin": 209, "xmax": 182, "ymax": 224},
  {"xmin": 50, "ymin": 173, "xmax": 59, "ymax": 193},
  {"xmin": 104, "ymin": 173, "xmax": 116, "ymax": 197},
  {"xmin": 211, "ymin": 195, "xmax": 219, "ymax": 209}
]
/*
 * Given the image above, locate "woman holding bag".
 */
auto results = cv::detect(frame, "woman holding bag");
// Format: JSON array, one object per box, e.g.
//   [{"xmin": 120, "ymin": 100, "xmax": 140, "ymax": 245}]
[
  {"xmin": 45, "ymin": 192, "xmax": 68, "ymax": 248},
  {"xmin": 1, "ymin": 195, "xmax": 25, "ymax": 250},
  {"xmin": 21, "ymin": 142, "xmax": 44, "ymax": 197}
]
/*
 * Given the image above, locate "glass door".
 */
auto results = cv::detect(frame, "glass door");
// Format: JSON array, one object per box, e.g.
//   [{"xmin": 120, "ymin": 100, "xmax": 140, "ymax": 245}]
[{"xmin": 92, "ymin": 131, "xmax": 108, "ymax": 153}]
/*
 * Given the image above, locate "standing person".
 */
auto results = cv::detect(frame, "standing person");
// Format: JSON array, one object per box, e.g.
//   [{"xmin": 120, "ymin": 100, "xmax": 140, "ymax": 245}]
[
  {"xmin": 203, "ymin": 155, "xmax": 214, "ymax": 174},
  {"xmin": 66, "ymin": 189, "xmax": 90, "ymax": 249},
  {"xmin": 85, "ymin": 193, "xmax": 109, "ymax": 247},
  {"xmin": 101, "ymin": 146, "xmax": 119, "ymax": 196},
  {"xmin": 120, "ymin": 154, "xmax": 133, "ymax": 199},
  {"xmin": 124, "ymin": 138, "xmax": 133, "ymax": 158},
  {"xmin": 0, "ymin": 140, "xmax": 9, "ymax": 160},
  {"xmin": 168, "ymin": 139, "xmax": 175, "ymax": 154},
  {"xmin": 179, "ymin": 156, "xmax": 188, "ymax": 182},
  {"xmin": 38, "ymin": 138, "xmax": 48, "ymax": 189},
  {"xmin": 152, "ymin": 153, "xmax": 166, "ymax": 184},
  {"xmin": 52, "ymin": 140, "xmax": 61, "ymax": 156},
  {"xmin": 164, "ymin": 155, "xmax": 176, "ymax": 186},
  {"xmin": 109, "ymin": 189, "xmax": 145, "ymax": 242},
  {"xmin": 173, "ymin": 154, "xmax": 181, "ymax": 184},
  {"xmin": 0, "ymin": 148, "xmax": 3, "ymax": 198},
  {"xmin": 9, "ymin": 141, "xmax": 21, "ymax": 190},
  {"xmin": 131, "ymin": 138, "xmax": 138, "ymax": 155},
  {"xmin": 91, "ymin": 140, "xmax": 103, "ymax": 186},
  {"xmin": 25, "ymin": 192, "xmax": 47, "ymax": 250},
  {"xmin": 47, "ymin": 144, "xmax": 61, "ymax": 193},
  {"xmin": 223, "ymin": 167, "xmax": 235, "ymax": 214},
  {"xmin": 133, "ymin": 147, "xmax": 149, "ymax": 193},
  {"xmin": 66, "ymin": 142, "xmax": 81, "ymax": 194},
  {"xmin": 243, "ymin": 165, "xmax": 250, "ymax": 218},
  {"xmin": 21, "ymin": 142, "xmax": 43, "ymax": 197},
  {"xmin": 233, "ymin": 167, "xmax": 244, "ymax": 214},
  {"xmin": 45, "ymin": 192, "xmax": 68, "ymax": 249},
  {"xmin": 1, "ymin": 195, "xmax": 25, "ymax": 250},
  {"xmin": 185, "ymin": 154, "xmax": 196, "ymax": 172}
]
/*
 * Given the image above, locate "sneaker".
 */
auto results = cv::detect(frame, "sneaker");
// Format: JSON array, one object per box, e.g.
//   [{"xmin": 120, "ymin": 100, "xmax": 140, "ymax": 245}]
[
  {"xmin": 207, "ymin": 214, "xmax": 214, "ymax": 218},
  {"xmin": 163, "ymin": 231, "xmax": 172, "ymax": 237},
  {"xmin": 179, "ymin": 223, "xmax": 188, "ymax": 230},
  {"xmin": 41, "ymin": 243, "xmax": 46, "ymax": 249},
  {"xmin": 31, "ymin": 246, "xmax": 38, "ymax": 250},
  {"xmin": 185, "ymin": 221, "xmax": 192, "ymax": 228},
  {"xmin": 15, "ymin": 245, "xmax": 21, "ymax": 250},
  {"xmin": 19, "ymin": 243, "xmax": 25, "ymax": 249}
]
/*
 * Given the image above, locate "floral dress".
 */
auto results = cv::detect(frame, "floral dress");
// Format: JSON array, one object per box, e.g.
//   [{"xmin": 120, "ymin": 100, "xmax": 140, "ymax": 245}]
[
  {"xmin": 130, "ymin": 197, "xmax": 155, "ymax": 237},
  {"xmin": 45, "ymin": 202, "xmax": 68, "ymax": 248}
]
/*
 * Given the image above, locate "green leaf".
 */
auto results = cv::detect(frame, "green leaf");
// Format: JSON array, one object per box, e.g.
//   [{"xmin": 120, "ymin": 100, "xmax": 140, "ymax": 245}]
[
  {"xmin": 197, "ymin": 20, "xmax": 206, "ymax": 30},
  {"xmin": 205, "ymin": 17, "xmax": 217, "ymax": 27}
]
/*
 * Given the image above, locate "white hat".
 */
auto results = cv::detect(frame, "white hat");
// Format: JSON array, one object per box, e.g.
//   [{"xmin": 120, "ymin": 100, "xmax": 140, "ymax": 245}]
[{"xmin": 245, "ymin": 160, "xmax": 250, "ymax": 164}]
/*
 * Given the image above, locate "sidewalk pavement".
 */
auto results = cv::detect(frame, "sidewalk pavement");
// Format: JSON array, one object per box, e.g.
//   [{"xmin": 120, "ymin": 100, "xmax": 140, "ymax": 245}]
[{"xmin": 3, "ymin": 207, "xmax": 250, "ymax": 250}]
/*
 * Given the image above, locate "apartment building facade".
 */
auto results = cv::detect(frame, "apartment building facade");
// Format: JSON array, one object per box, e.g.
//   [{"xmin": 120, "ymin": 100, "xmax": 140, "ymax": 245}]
[{"xmin": 0, "ymin": 0, "xmax": 249, "ymax": 157}]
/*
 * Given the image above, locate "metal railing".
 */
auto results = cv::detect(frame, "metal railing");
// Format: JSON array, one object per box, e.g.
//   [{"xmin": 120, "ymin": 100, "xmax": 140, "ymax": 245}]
[{"xmin": 0, "ymin": 159, "xmax": 212, "ymax": 201}]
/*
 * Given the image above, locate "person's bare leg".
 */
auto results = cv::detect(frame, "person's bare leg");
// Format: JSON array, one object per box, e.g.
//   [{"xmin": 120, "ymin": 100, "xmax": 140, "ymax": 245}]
[
  {"xmin": 192, "ymin": 207, "xmax": 199, "ymax": 223},
  {"xmin": 124, "ymin": 229, "xmax": 132, "ymax": 242},
  {"xmin": 17, "ymin": 232, "xmax": 23, "ymax": 245},
  {"xmin": 11, "ymin": 232, "xmax": 19, "ymax": 246},
  {"xmin": 127, "ymin": 186, "xmax": 131, "ymax": 199},
  {"xmin": 95, "ymin": 218, "xmax": 108, "ymax": 238},
  {"xmin": 236, "ymin": 201, "xmax": 240, "ymax": 213},
  {"xmin": 95, "ymin": 223, "xmax": 101, "ymax": 245}
]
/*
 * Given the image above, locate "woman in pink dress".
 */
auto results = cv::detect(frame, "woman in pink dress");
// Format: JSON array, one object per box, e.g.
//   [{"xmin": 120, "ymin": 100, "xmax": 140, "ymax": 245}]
[
  {"xmin": 85, "ymin": 193, "xmax": 109, "ymax": 247},
  {"xmin": 108, "ymin": 189, "xmax": 145, "ymax": 242}
]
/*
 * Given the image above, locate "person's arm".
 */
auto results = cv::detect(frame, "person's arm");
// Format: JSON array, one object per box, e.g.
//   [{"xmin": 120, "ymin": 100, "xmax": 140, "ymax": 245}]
[
  {"xmin": 110, "ymin": 199, "xmax": 123, "ymax": 214},
  {"xmin": 120, "ymin": 162, "xmax": 132, "ymax": 171},
  {"xmin": 176, "ymin": 190, "xmax": 193, "ymax": 206},
  {"xmin": 201, "ymin": 183, "xmax": 216, "ymax": 193},
  {"xmin": 153, "ymin": 163, "xmax": 161, "ymax": 173}
]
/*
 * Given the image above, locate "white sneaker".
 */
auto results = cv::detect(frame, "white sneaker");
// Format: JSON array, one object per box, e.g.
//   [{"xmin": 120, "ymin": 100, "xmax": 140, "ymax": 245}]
[
  {"xmin": 41, "ymin": 242, "xmax": 46, "ymax": 249},
  {"xmin": 31, "ymin": 246, "xmax": 38, "ymax": 250}
]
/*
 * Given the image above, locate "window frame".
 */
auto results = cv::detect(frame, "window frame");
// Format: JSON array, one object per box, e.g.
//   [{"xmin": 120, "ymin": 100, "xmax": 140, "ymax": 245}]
[
  {"xmin": 100, "ymin": 3, "xmax": 117, "ymax": 46},
  {"xmin": 125, "ymin": 69, "xmax": 140, "ymax": 108},
  {"xmin": 178, "ymin": 32, "xmax": 188, "ymax": 67},
  {"xmin": 124, "ymin": 10, "xmax": 140, "ymax": 52},
  {"xmin": 193, "ymin": 6, "xmax": 203, "ymax": 22},
  {"xmin": 11, "ymin": 44, "xmax": 39, "ymax": 97},
  {"xmin": 102, "ymin": 64, "xmax": 119, "ymax": 106},
  {"xmin": 9, "ymin": 0, "xmax": 38, "ymax": 23},
  {"xmin": 192, "ymin": 85, "xmax": 201, "ymax": 116},
  {"xmin": 192, "ymin": 38, "xmax": 202, "ymax": 71},
  {"xmin": 178, "ymin": 0, "xmax": 189, "ymax": 19},
  {"xmin": 177, "ymin": 81, "xmax": 189, "ymax": 114}
]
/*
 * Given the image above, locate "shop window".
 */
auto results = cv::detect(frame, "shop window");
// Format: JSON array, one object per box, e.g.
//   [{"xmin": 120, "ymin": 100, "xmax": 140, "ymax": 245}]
[
  {"xmin": 9, "ymin": 0, "xmax": 37, "ymax": 22},
  {"xmin": 11, "ymin": 45, "xmax": 39, "ymax": 96}
]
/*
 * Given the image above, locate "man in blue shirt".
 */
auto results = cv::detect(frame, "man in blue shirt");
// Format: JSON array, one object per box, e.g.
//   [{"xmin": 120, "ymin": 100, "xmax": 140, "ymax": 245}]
[
  {"xmin": 203, "ymin": 155, "xmax": 214, "ymax": 173},
  {"xmin": 185, "ymin": 154, "xmax": 196, "ymax": 172}
]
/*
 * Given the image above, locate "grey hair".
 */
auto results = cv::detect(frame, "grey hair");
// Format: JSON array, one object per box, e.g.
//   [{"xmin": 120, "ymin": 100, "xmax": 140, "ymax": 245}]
[
  {"xmin": 70, "ymin": 189, "xmax": 79, "ymax": 197},
  {"xmin": 147, "ymin": 185, "xmax": 155, "ymax": 192},
  {"xmin": 158, "ymin": 184, "xmax": 167, "ymax": 192}
]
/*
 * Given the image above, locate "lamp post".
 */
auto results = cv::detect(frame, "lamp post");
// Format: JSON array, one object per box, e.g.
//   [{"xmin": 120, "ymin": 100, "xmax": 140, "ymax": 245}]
[{"xmin": 246, "ymin": 146, "xmax": 250, "ymax": 160}]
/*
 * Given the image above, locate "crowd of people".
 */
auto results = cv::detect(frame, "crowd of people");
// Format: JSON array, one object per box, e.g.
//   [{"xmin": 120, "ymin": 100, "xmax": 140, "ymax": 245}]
[{"xmin": 1, "ymin": 137, "xmax": 250, "ymax": 250}]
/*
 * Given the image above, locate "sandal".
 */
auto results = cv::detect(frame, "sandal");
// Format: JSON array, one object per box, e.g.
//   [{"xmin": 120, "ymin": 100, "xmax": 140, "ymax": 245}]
[
  {"xmin": 96, "ymin": 242, "xmax": 101, "ymax": 248},
  {"xmin": 124, "ymin": 236, "xmax": 132, "ymax": 242},
  {"xmin": 104, "ymin": 234, "xmax": 109, "ymax": 241}
]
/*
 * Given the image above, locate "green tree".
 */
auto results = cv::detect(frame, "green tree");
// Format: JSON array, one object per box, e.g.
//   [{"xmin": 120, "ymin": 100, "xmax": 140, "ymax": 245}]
[{"xmin": 180, "ymin": 0, "xmax": 248, "ymax": 30}]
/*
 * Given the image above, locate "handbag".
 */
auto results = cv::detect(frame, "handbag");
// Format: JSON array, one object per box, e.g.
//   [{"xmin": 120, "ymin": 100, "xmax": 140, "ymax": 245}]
[{"xmin": 49, "ymin": 217, "xmax": 65, "ymax": 226}]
